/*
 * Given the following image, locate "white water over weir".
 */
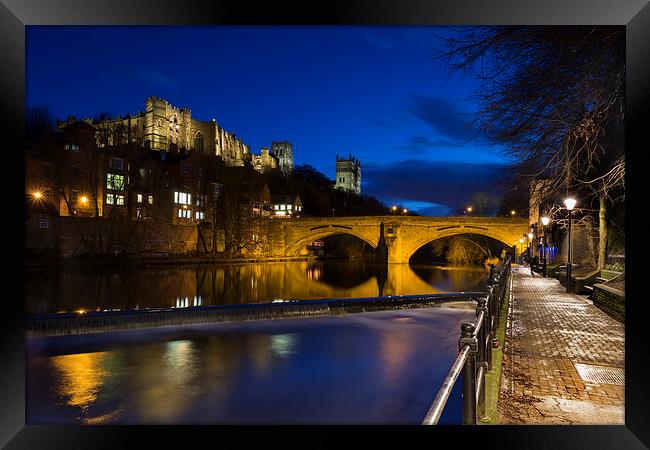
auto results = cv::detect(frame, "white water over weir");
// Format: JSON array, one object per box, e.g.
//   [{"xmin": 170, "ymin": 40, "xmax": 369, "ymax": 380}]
[{"xmin": 26, "ymin": 293, "xmax": 484, "ymax": 337}]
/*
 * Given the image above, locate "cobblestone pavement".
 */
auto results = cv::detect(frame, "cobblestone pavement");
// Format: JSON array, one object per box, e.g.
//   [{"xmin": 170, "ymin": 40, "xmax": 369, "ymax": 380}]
[{"xmin": 499, "ymin": 267, "xmax": 624, "ymax": 424}]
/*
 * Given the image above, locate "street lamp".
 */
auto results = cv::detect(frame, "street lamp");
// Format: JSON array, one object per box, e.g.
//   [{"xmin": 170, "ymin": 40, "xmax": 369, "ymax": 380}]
[
  {"xmin": 541, "ymin": 216, "xmax": 550, "ymax": 277},
  {"xmin": 467, "ymin": 206, "xmax": 473, "ymax": 215},
  {"xmin": 391, "ymin": 205, "xmax": 397, "ymax": 215},
  {"xmin": 510, "ymin": 210, "xmax": 516, "ymax": 217},
  {"xmin": 564, "ymin": 197, "xmax": 577, "ymax": 293},
  {"xmin": 402, "ymin": 208, "xmax": 408, "ymax": 215},
  {"xmin": 32, "ymin": 191, "xmax": 42, "ymax": 200}
]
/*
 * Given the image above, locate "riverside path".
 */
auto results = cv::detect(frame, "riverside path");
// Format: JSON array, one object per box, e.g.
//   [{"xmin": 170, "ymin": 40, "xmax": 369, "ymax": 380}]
[{"xmin": 498, "ymin": 266, "xmax": 624, "ymax": 424}]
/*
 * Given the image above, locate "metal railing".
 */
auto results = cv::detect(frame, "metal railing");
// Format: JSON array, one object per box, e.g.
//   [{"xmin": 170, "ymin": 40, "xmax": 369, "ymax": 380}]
[{"xmin": 422, "ymin": 257, "xmax": 512, "ymax": 425}]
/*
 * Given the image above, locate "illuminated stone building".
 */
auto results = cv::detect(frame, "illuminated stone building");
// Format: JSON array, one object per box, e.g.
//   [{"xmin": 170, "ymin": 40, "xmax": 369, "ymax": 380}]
[
  {"xmin": 250, "ymin": 147, "xmax": 279, "ymax": 173},
  {"xmin": 271, "ymin": 141, "xmax": 294, "ymax": 175},
  {"xmin": 335, "ymin": 154, "xmax": 361, "ymax": 195},
  {"xmin": 57, "ymin": 96, "xmax": 251, "ymax": 167}
]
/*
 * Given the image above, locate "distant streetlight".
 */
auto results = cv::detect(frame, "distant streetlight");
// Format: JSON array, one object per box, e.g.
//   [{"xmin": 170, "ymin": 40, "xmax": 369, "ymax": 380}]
[
  {"xmin": 467, "ymin": 206, "xmax": 473, "ymax": 214},
  {"xmin": 32, "ymin": 191, "xmax": 42, "ymax": 200},
  {"xmin": 540, "ymin": 216, "xmax": 550, "ymax": 276},
  {"xmin": 402, "ymin": 208, "xmax": 408, "ymax": 215},
  {"xmin": 510, "ymin": 210, "xmax": 516, "ymax": 217},
  {"xmin": 391, "ymin": 205, "xmax": 398, "ymax": 214},
  {"xmin": 80, "ymin": 196, "xmax": 88, "ymax": 204},
  {"xmin": 564, "ymin": 197, "xmax": 577, "ymax": 293}
]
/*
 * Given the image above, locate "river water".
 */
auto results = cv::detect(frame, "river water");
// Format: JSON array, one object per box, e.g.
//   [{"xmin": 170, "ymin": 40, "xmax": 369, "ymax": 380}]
[
  {"xmin": 25, "ymin": 260, "xmax": 489, "ymax": 425},
  {"xmin": 25, "ymin": 260, "xmax": 489, "ymax": 314}
]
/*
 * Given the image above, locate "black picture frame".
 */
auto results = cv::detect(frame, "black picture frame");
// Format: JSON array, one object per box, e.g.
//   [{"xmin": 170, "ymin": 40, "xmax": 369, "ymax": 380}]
[{"xmin": 3, "ymin": 0, "xmax": 649, "ymax": 447}]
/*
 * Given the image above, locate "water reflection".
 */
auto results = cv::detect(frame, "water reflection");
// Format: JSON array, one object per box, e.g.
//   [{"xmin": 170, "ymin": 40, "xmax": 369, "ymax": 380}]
[
  {"xmin": 27, "ymin": 308, "xmax": 473, "ymax": 424},
  {"xmin": 26, "ymin": 261, "xmax": 489, "ymax": 314}
]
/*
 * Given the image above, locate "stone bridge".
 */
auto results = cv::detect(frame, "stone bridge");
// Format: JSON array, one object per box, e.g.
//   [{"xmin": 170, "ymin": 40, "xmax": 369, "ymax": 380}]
[{"xmin": 267, "ymin": 216, "xmax": 530, "ymax": 263}]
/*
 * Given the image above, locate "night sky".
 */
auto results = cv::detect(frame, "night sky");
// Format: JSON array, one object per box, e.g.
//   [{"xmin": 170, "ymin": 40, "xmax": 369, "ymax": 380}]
[{"xmin": 27, "ymin": 26, "xmax": 513, "ymax": 216}]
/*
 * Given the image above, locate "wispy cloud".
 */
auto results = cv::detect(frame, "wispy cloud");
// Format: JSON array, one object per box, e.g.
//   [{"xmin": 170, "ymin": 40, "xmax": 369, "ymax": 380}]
[
  {"xmin": 398, "ymin": 135, "xmax": 461, "ymax": 154},
  {"xmin": 405, "ymin": 95, "xmax": 482, "ymax": 144},
  {"xmin": 363, "ymin": 159, "xmax": 507, "ymax": 216}
]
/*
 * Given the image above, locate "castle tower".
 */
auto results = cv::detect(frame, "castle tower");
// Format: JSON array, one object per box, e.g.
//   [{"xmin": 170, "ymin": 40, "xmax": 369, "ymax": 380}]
[
  {"xmin": 143, "ymin": 96, "xmax": 192, "ymax": 151},
  {"xmin": 335, "ymin": 154, "xmax": 361, "ymax": 194},
  {"xmin": 271, "ymin": 141, "xmax": 294, "ymax": 175}
]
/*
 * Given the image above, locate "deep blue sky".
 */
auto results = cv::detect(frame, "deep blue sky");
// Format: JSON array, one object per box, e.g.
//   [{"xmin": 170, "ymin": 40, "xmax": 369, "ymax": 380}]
[{"xmin": 27, "ymin": 26, "xmax": 513, "ymax": 216}]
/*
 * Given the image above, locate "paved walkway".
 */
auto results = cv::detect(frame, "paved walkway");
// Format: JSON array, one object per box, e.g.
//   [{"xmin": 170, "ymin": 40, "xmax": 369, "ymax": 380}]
[{"xmin": 498, "ymin": 266, "xmax": 624, "ymax": 424}]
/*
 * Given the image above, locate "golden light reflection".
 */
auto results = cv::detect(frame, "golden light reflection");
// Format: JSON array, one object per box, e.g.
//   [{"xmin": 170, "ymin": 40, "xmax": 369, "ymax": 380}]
[{"xmin": 50, "ymin": 352, "xmax": 109, "ymax": 411}]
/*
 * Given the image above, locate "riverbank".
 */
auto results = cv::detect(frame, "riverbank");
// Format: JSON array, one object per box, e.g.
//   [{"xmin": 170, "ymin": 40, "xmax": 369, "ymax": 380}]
[
  {"xmin": 497, "ymin": 267, "xmax": 624, "ymax": 424},
  {"xmin": 25, "ymin": 253, "xmax": 319, "ymax": 269}
]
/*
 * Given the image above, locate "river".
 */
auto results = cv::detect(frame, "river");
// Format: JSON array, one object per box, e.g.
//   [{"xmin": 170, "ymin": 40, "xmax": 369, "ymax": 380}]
[
  {"xmin": 25, "ymin": 260, "xmax": 489, "ymax": 314},
  {"xmin": 25, "ymin": 260, "xmax": 490, "ymax": 424}
]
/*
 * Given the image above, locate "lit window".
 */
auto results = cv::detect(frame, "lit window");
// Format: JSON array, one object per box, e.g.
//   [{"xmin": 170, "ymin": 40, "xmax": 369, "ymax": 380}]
[
  {"xmin": 174, "ymin": 191, "xmax": 191, "ymax": 205},
  {"xmin": 287, "ymin": 205, "xmax": 292, "ymax": 210},
  {"xmin": 105, "ymin": 193, "xmax": 123, "ymax": 205},
  {"xmin": 177, "ymin": 208, "xmax": 191, "ymax": 218},
  {"xmin": 148, "ymin": 195, "xmax": 153, "ymax": 204},
  {"xmin": 137, "ymin": 194, "xmax": 143, "ymax": 203},
  {"xmin": 280, "ymin": 204, "xmax": 285, "ymax": 210},
  {"xmin": 65, "ymin": 143, "xmax": 80, "ymax": 152},
  {"xmin": 106, "ymin": 173, "xmax": 124, "ymax": 190},
  {"xmin": 195, "ymin": 211, "xmax": 204, "ymax": 220},
  {"xmin": 274, "ymin": 205, "xmax": 279, "ymax": 210}
]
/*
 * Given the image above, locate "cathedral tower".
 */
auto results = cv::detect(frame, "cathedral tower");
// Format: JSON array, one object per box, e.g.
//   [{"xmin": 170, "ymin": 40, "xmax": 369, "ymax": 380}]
[
  {"xmin": 335, "ymin": 154, "xmax": 361, "ymax": 194},
  {"xmin": 271, "ymin": 141, "xmax": 294, "ymax": 175}
]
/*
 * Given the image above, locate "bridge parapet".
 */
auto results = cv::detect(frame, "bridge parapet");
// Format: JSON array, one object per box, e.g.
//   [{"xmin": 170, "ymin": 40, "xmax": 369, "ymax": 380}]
[{"xmin": 268, "ymin": 216, "xmax": 529, "ymax": 263}]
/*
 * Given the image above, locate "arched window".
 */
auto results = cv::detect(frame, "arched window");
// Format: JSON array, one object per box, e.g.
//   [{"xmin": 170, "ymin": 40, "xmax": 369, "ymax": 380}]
[{"xmin": 194, "ymin": 132, "xmax": 204, "ymax": 153}]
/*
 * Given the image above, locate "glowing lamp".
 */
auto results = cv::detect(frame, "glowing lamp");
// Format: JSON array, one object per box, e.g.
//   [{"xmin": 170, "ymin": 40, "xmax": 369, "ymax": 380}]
[{"xmin": 564, "ymin": 197, "xmax": 577, "ymax": 211}]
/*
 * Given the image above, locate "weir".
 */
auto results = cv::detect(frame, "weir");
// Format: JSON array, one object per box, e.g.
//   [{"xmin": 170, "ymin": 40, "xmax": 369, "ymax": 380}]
[{"xmin": 26, "ymin": 293, "xmax": 484, "ymax": 337}]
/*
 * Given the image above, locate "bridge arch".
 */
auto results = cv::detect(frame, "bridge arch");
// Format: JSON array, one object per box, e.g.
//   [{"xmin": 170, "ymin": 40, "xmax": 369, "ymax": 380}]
[
  {"xmin": 402, "ymin": 228, "xmax": 518, "ymax": 264},
  {"xmin": 284, "ymin": 229, "xmax": 377, "ymax": 257}
]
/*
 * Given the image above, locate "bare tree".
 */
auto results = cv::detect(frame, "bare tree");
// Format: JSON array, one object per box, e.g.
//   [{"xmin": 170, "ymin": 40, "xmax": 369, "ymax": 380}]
[{"xmin": 442, "ymin": 26, "xmax": 625, "ymax": 268}]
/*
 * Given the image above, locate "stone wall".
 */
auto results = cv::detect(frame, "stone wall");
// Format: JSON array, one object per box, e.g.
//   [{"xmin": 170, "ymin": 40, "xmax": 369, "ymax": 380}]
[
  {"xmin": 593, "ymin": 284, "xmax": 625, "ymax": 322},
  {"xmin": 26, "ymin": 215, "xmax": 198, "ymax": 260}
]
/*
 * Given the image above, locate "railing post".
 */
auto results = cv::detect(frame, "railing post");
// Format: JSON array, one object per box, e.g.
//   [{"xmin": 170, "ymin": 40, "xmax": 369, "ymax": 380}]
[
  {"xmin": 476, "ymin": 299, "xmax": 489, "ymax": 419},
  {"xmin": 477, "ymin": 297, "xmax": 490, "ymax": 370},
  {"xmin": 459, "ymin": 322, "xmax": 478, "ymax": 425}
]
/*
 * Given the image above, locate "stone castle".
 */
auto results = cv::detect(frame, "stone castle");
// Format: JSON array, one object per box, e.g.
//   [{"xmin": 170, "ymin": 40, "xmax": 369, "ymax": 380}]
[
  {"xmin": 57, "ymin": 96, "xmax": 294, "ymax": 174},
  {"xmin": 335, "ymin": 154, "xmax": 361, "ymax": 194}
]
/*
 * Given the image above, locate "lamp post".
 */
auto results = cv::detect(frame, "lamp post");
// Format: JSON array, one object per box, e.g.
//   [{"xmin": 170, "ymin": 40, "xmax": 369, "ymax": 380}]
[
  {"xmin": 518, "ymin": 237, "xmax": 524, "ymax": 264},
  {"xmin": 541, "ymin": 216, "xmax": 550, "ymax": 277},
  {"xmin": 564, "ymin": 197, "xmax": 577, "ymax": 293}
]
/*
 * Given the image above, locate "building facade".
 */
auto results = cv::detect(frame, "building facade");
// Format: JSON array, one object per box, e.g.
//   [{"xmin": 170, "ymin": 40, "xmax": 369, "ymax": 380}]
[
  {"xmin": 335, "ymin": 155, "xmax": 361, "ymax": 195},
  {"xmin": 250, "ymin": 147, "xmax": 279, "ymax": 173},
  {"xmin": 271, "ymin": 141, "xmax": 294, "ymax": 175},
  {"xmin": 57, "ymin": 97, "xmax": 251, "ymax": 167}
]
